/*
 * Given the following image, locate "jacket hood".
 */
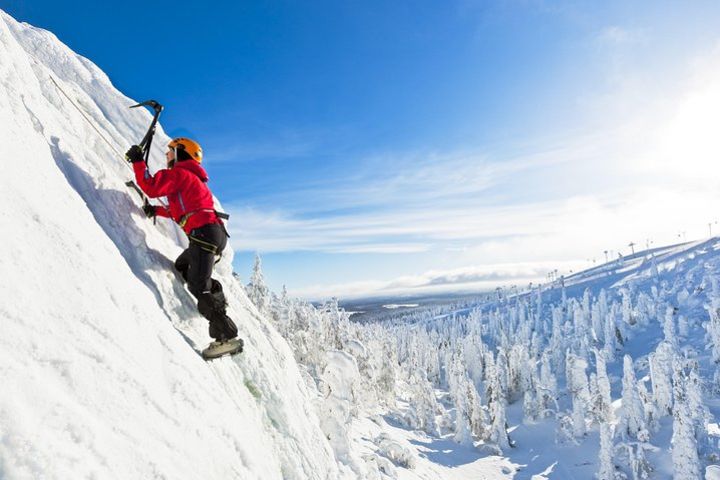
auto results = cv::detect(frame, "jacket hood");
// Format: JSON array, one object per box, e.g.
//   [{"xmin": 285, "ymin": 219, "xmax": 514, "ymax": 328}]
[{"xmin": 174, "ymin": 160, "xmax": 209, "ymax": 182}]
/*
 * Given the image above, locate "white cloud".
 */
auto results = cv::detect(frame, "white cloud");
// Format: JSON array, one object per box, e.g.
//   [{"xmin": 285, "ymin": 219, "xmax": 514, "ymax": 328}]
[{"xmin": 291, "ymin": 260, "xmax": 579, "ymax": 300}]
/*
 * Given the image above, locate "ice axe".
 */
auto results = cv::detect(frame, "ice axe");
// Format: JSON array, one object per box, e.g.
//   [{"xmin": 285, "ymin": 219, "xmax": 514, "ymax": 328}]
[
  {"xmin": 126, "ymin": 99, "xmax": 164, "ymax": 223},
  {"xmin": 129, "ymin": 99, "xmax": 164, "ymax": 162}
]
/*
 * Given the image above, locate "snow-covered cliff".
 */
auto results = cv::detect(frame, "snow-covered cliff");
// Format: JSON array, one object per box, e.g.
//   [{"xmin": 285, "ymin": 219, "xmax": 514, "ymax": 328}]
[{"xmin": 0, "ymin": 10, "xmax": 350, "ymax": 480}]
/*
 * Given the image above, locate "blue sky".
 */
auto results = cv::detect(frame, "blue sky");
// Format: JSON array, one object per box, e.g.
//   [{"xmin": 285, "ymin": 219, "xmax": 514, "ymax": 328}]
[{"xmin": 5, "ymin": 1, "xmax": 720, "ymax": 298}]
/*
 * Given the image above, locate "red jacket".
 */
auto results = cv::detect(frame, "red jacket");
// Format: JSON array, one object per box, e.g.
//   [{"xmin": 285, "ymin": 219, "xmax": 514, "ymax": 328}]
[{"xmin": 133, "ymin": 160, "xmax": 220, "ymax": 234}]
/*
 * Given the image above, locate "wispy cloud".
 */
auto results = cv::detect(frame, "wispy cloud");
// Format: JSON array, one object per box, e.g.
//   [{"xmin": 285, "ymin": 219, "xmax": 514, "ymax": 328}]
[
  {"xmin": 225, "ymin": 139, "xmax": 585, "ymax": 222},
  {"xmin": 291, "ymin": 261, "xmax": 579, "ymax": 300},
  {"xmin": 223, "ymin": 144, "xmax": 575, "ymax": 254}
]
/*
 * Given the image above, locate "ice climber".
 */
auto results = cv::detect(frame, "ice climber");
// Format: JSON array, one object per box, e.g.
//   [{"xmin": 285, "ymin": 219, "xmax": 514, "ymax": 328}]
[{"xmin": 125, "ymin": 138, "xmax": 240, "ymax": 349}]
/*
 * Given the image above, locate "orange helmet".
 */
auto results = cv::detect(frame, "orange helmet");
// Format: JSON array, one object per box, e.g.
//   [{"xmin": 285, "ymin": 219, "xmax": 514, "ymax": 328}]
[{"xmin": 168, "ymin": 137, "xmax": 203, "ymax": 163}]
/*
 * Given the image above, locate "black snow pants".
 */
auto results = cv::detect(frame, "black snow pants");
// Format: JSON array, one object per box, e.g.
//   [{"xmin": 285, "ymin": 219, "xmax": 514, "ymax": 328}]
[{"xmin": 175, "ymin": 223, "xmax": 238, "ymax": 341}]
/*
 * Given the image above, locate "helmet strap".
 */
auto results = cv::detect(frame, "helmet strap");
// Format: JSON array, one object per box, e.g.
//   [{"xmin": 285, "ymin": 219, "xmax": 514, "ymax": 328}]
[{"xmin": 167, "ymin": 147, "xmax": 177, "ymax": 168}]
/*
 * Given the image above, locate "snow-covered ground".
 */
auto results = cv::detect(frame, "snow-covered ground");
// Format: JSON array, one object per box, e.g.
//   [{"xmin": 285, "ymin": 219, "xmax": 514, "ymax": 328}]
[{"xmin": 2, "ymin": 8, "xmax": 719, "ymax": 480}]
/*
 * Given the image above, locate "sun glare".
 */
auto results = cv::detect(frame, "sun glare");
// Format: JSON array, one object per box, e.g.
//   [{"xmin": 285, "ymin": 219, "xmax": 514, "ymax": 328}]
[{"xmin": 654, "ymin": 65, "xmax": 720, "ymax": 178}]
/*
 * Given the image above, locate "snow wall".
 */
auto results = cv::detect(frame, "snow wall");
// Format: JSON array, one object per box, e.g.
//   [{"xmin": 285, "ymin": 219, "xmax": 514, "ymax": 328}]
[{"xmin": 0, "ymin": 10, "xmax": 351, "ymax": 480}]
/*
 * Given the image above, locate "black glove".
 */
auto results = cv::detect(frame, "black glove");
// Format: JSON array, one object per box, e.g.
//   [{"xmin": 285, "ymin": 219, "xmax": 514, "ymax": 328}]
[
  {"xmin": 142, "ymin": 203, "xmax": 157, "ymax": 218},
  {"xmin": 125, "ymin": 145, "xmax": 144, "ymax": 163}
]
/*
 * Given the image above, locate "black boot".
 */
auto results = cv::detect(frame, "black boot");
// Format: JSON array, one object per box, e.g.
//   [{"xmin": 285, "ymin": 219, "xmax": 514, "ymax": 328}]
[{"xmin": 198, "ymin": 283, "xmax": 238, "ymax": 341}]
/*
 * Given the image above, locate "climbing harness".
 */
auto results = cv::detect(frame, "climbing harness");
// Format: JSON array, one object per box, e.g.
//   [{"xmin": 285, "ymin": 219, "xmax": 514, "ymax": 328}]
[{"xmin": 179, "ymin": 209, "xmax": 230, "ymax": 229}]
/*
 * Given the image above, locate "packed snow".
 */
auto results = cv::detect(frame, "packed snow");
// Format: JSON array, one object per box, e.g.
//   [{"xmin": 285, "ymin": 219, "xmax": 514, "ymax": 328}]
[{"xmin": 2, "ymin": 8, "xmax": 720, "ymax": 480}]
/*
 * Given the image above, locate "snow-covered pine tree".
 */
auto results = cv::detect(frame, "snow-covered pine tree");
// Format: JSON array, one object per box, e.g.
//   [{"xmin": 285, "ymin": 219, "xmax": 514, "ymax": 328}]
[
  {"xmin": 596, "ymin": 421, "xmax": 615, "ymax": 480},
  {"xmin": 705, "ymin": 285, "xmax": 720, "ymax": 363},
  {"xmin": 375, "ymin": 339, "xmax": 398, "ymax": 408},
  {"xmin": 617, "ymin": 442, "xmax": 652, "ymax": 480},
  {"xmin": 466, "ymin": 379, "xmax": 487, "ymax": 439},
  {"xmin": 593, "ymin": 289, "xmax": 609, "ymax": 345},
  {"xmin": 549, "ymin": 306, "xmax": 566, "ymax": 373},
  {"xmin": 671, "ymin": 360, "xmax": 702, "ymax": 480},
  {"xmin": 603, "ymin": 303, "xmax": 618, "ymax": 360},
  {"xmin": 246, "ymin": 253, "xmax": 271, "ymax": 315},
  {"xmin": 649, "ymin": 341, "xmax": 674, "ymax": 416},
  {"xmin": 593, "ymin": 349, "xmax": 613, "ymax": 424},
  {"xmin": 617, "ymin": 355, "xmax": 647, "ymax": 440},
  {"xmin": 495, "ymin": 348, "xmax": 510, "ymax": 402},
  {"xmin": 663, "ymin": 305, "xmax": 678, "ymax": 348},
  {"xmin": 566, "ymin": 351, "xmax": 590, "ymax": 438},
  {"xmin": 453, "ymin": 380, "xmax": 475, "ymax": 447},
  {"xmin": 408, "ymin": 370, "xmax": 440, "ymax": 436},
  {"xmin": 523, "ymin": 373, "xmax": 539, "ymax": 424},
  {"xmin": 507, "ymin": 344, "xmax": 530, "ymax": 403},
  {"xmin": 621, "ymin": 288, "xmax": 635, "ymax": 326},
  {"xmin": 537, "ymin": 352, "xmax": 558, "ymax": 418},
  {"xmin": 485, "ymin": 351, "xmax": 511, "ymax": 452},
  {"xmin": 685, "ymin": 360, "xmax": 710, "ymax": 456},
  {"xmin": 271, "ymin": 284, "xmax": 291, "ymax": 336}
]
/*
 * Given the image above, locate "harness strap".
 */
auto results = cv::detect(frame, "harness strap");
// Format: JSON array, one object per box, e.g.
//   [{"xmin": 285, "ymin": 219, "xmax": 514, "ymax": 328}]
[
  {"xmin": 179, "ymin": 208, "xmax": 218, "ymax": 228},
  {"xmin": 188, "ymin": 234, "xmax": 219, "ymax": 255}
]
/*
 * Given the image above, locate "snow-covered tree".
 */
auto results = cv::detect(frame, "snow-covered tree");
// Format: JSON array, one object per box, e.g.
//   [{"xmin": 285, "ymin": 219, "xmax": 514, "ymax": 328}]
[
  {"xmin": 603, "ymin": 303, "xmax": 619, "ymax": 360},
  {"xmin": 617, "ymin": 442, "xmax": 652, "ymax": 480},
  {"xmin": 617, "ymin": 355, "xmax": 647, "ymax": 441},
  {"xmin": 671, "ymin": 361, "xmax": 702, "ymax": 480},
  {"xmin": 556, "ymin": 414, "xmax": 577, "ymax": 445},
  {"xmin": 374, "ymin": 340, "xmax": 398, "ymax": 408},
  {"xmin": 566, "ymin": 351, "xmax": 590, "ymax": 438},
  {"xmin": 621, "ymin": 288, "xmax": 635, "ymax": 326},
  {"xmin": 662, "ymin": 306, "xmax": 678, "ymax": 348},
  {"xmin": 406, "ymin": 370, "xmax": 440, "ymax": 435},
  {"xmin": 705, "ymin": 287, "xmax": 720, "ymax": 363},
  {"xmin": 466, "ymin": 381, "xmax": 488, "ymax": 440},
  {"xmin": 246, "ymin": 253, "xmax": 271, "ymax": 315},
  {"xmin": 523, "ymin": 371, "xmax": 539, "ymax": 423},
  {"xmin": 649, "ymin": 341, "xmax": 674, "ymax": 416},
  {"xmin": 592, "ymin": 349, "xmax": 613, "ymax": 424},
  {"xmin": 596, "ymin": 422, "xmax": 615, "ymax": 480},
  {"xmin": 537, "ymin": 352, "xmax": 558, "ymax": 417},
  {"xmin": 592, "ymin": 289, "xmax": 609, "ymax": 345},
  {"xmin": 685, "ymin": 360, "xmax": 710, "ymax": 455},
  {"xmin": 318, "ymin": 350, "xmax": 362, "ymax": 469},
  {"xmin": 485, "ymin": 352, "xmax": 511, "ymax": 451},
  {"xmin": 453, "ymin": 389, "xmax": 475, "ymax": 447}
]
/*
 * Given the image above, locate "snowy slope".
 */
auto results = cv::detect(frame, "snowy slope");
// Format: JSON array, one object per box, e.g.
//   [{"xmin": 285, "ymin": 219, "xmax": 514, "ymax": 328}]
[
  {"xmin": 0, "ymin": 10, "xmax": 348, "ymax": 480},
  {"xmin": 358, "ymin": 237, "xmax": 720, "ymax": 479}
]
